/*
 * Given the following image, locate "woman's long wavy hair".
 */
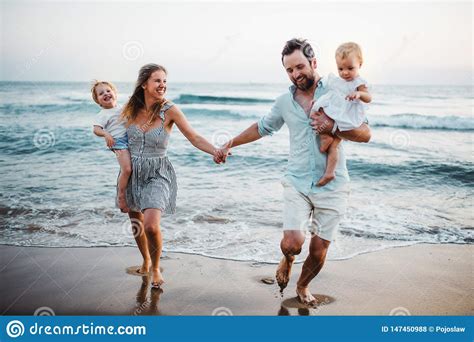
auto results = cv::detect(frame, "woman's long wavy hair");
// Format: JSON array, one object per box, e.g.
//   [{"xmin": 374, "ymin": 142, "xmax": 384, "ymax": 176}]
[{"xmin": 121, "ymin": 63, "xmax": 168, "ymax": 126}]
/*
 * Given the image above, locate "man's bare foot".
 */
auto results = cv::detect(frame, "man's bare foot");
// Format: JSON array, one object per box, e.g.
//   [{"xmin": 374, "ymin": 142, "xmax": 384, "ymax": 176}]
[
  {"xmin": 118, "ymin": 194, "xmax": 129, "ymax": 213},
  {"xmin": 296, "ymin": 286, "xmax": 317, "ymax": 306},
  {"xmin": 276, "ymin": 255, "xmax": 295, "ymax": 293},
  {"xmin": 137, "ymin": 259, "xmax": 151, "ymax": 274},
  {"xmin": 151, "ymin": 268, "xmax": 165, "ymax": 289},
  {"xmin": 317, "ymin": 172, "xmax": 336, "ymax": 186},
  {"xmin": 319, "ymin": 134, "xmax": 334, "ymax": 153}
]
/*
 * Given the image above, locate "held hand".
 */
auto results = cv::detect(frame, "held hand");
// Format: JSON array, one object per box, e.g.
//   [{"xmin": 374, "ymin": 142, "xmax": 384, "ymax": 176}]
[
  {"xmin": 213, "ymin": 149, "xmax": 224, "ymax": 164},
  {"xmin": 309, "ymin": 108, "xmax": 335, "ymax": 135},
  {"xmin": 345, "ymin": 91, "xmax": 360, "ymax": 101},
  {"xmin": 104, "ymin": 134, "xmax": 115, "ymax": 148},
  {"xmin": 213, "ymin": 149, "xmax": 225, "ymax": 164},
  {"xmin": 213, "ymin": 144, "xmax": 232, "ymax": 164},
  {"xmin": 221, "ymin": 142, "xmax": 233, "ymax": 162}
]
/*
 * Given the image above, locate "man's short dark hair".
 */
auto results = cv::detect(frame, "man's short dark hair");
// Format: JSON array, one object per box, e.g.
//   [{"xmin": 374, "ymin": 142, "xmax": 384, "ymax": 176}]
[{"xmin": 281, "ymin": 38, "xmax": 315, "ymax": 65}]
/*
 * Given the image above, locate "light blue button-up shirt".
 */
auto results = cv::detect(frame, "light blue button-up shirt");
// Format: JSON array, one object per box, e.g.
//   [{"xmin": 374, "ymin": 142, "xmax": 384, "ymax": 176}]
[{"xmin": 257, "ymin": 77, "xmax": 350, "ymax": 195}]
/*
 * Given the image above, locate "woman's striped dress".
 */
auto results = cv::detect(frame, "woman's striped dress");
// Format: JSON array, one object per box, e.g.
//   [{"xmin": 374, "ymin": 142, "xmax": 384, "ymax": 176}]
[{"xmin": 123, "ymin": 101, "xmax": 177, "ymax": 214}]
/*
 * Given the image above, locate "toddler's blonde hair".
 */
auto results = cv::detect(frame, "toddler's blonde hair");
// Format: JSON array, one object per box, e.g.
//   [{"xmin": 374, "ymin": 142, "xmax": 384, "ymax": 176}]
[
  {"xmin": 90, "ymin": 80, "xmax": 117, "ymax": 105},
  {"xmin": 335, "ymin": 42, "xmax": 363, "ymax": 66}
]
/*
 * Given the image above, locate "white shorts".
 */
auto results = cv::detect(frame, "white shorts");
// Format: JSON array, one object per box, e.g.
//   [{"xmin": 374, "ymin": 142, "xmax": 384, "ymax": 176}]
[{"xmin": 282, "ymin": 178, "xmax": 350, "ymax": 242}]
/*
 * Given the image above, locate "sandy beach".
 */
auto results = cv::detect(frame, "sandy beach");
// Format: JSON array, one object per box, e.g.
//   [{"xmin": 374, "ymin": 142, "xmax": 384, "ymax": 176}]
[{"xmin": 0, "ymin": 244, "xmax": 472, "ymax": 316}]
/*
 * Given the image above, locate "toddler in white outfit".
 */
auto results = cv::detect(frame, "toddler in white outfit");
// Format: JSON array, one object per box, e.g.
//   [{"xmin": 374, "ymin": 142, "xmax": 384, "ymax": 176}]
[
  {"xmin": 311, "ymin": 42, "xmax": 372, "ymax": 186},
  {"xmin": 91, "ymin": 81, "xmax": 131, "ymax": 213}
]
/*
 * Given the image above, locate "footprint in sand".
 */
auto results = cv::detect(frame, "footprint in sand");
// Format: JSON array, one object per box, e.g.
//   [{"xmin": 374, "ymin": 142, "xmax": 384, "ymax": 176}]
[
  {"xmin": 126, "ymin": 266, "xmax": 164, "ymax": 277},
  {"xmin": 260, "ymin": 276, "xmax": 275, "ymax": 285},
  {"xmin": 281, "ymin": 294, "xmax": 335, "ymax": 309}
]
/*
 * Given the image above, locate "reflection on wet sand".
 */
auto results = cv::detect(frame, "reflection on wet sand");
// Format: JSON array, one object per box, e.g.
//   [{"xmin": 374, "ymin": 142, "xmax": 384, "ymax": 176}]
[
  {"xmin": 131, "ymin": 273, "xmax": 164, "ymax": 315},
  {"xmin": 278, "ymin": 294, "xmax": 335, "ymax": 316}
]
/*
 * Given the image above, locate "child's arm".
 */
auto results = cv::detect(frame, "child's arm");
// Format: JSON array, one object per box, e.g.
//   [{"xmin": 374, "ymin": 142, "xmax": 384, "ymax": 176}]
[
  {"xmin": 93, "ymin": 125, "xmax": 115, "ymax": 148},
  {"xmin": 346, "ymin": 85, "xmax": 372, "ymax": 103}
]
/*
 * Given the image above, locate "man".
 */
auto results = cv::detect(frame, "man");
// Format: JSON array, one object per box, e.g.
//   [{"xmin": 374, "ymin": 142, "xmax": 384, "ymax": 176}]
[{"xmin": 217, "ymin": 38, "xmax": 371, "ymax": 305}]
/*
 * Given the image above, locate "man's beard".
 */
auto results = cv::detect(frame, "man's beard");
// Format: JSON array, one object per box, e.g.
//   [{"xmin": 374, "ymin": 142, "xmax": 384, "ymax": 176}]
[{"xmin": 292, "ymin": 74, "xmax": 315, "ymax": 91}]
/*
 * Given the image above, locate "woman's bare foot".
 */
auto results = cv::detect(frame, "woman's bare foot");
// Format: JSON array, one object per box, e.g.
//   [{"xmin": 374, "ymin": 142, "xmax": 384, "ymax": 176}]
[
  {"xmin": 319, "ymin": 134, "xmax": 334, "ymax": 153},
  {"xmin": 118, "ymin": 193, "xmax": 129, "ymax": 213},
  {"xmin": 275, "ymin": 255, "xmax": 295, "ymax": 293},
  {"xmin": 317, "ymin": 172, "xmax": 336, "ymax": 186},
  {"xmin": 296, "ymin": 286, "xmax": 317, "ymax": 306},
  {"xmin": 151, "ymin": 267, "xmax": 165, "ymax": 289}
]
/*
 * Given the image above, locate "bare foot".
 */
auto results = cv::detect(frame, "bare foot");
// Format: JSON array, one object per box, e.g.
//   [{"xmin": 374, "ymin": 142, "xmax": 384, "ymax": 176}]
[
  {"xmin": 137, "ymin": 259, "xmax": 151, "ymax": 274},
  {"xmin": 317, "ymin": 172, "xmax": 335, "ymax": 186},
  {"xmin": 319, "ymin": 134, "xmax": 334, "ymax": 153},
  {"xmin": 276, "ymin": 255, "xmax": 295, "ymax": 293},
  {"xmin": 296, "ymin": 286, "xmax": 317, "ymax": 306},
  {"xmin": 151, "ymin": 268, "xmax": 165, "ymax": 289},
  {"xmin": 118, "ymin": 194, "xmax": 130, "ymax": 213}
]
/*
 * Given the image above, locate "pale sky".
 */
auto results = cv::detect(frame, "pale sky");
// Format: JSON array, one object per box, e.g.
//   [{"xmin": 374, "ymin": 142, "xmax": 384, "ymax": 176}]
[{"xmin": 1, "ymin": 0, "xmax": 472, "ymax": 85}]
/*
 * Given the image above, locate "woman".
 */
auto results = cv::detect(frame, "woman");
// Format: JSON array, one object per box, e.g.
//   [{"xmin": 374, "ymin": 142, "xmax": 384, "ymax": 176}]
[{"xmin": 121, "ymin": 63, "xmax": 222, "ymax": 289}]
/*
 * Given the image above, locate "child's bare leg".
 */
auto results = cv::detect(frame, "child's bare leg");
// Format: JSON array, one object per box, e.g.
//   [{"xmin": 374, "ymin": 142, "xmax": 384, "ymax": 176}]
[
  {"xmin": 114, "ymin": 149, "xmax": 132, "ymax": 212},
  {"xmin": 319, "ymin": 133, "xmax": 334, "ymax": 153},
  {"xmin": 318, "ymin": 137, "xmax": 341, "ymax": 186}
]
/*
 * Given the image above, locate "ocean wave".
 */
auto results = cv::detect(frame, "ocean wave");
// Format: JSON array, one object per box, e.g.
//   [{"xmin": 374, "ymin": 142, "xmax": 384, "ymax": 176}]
[
  {"xmin": 2, "ymin": 203, "xmax": 472, "ymax": 261},
  {"xmin": 174, "ymin": 94, "xmax": 274, "ymax": 105},
  {"xmin": 0, "ymin": 127, "xmax": 96, "ymax": 155},
  {"xmin": 0, "ymin": 102, "xmax": 96, "ymax": 115},
  {"xmin": 182, "ymin": 108, "xmax": 259, "ymax": 120},
  {"xmin": 339, "ymin": 225, "xmax": 473, "ymax": 243},
  {"xmin": 370, "ymin": 113, "xmax": 473, "ymax": 131},
  {"xmin": 184, "ymin": 108, "xmax": 473, "ymax": 131},
  {"xmin": 348, "ymin": 159, "xmax": 474, "ymax": 186}
]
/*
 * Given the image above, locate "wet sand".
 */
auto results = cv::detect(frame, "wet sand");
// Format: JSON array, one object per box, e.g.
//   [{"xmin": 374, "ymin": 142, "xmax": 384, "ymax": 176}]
[{"xmin": 0, "ymin": 244, "xmax": 472, "ymax": 315}]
